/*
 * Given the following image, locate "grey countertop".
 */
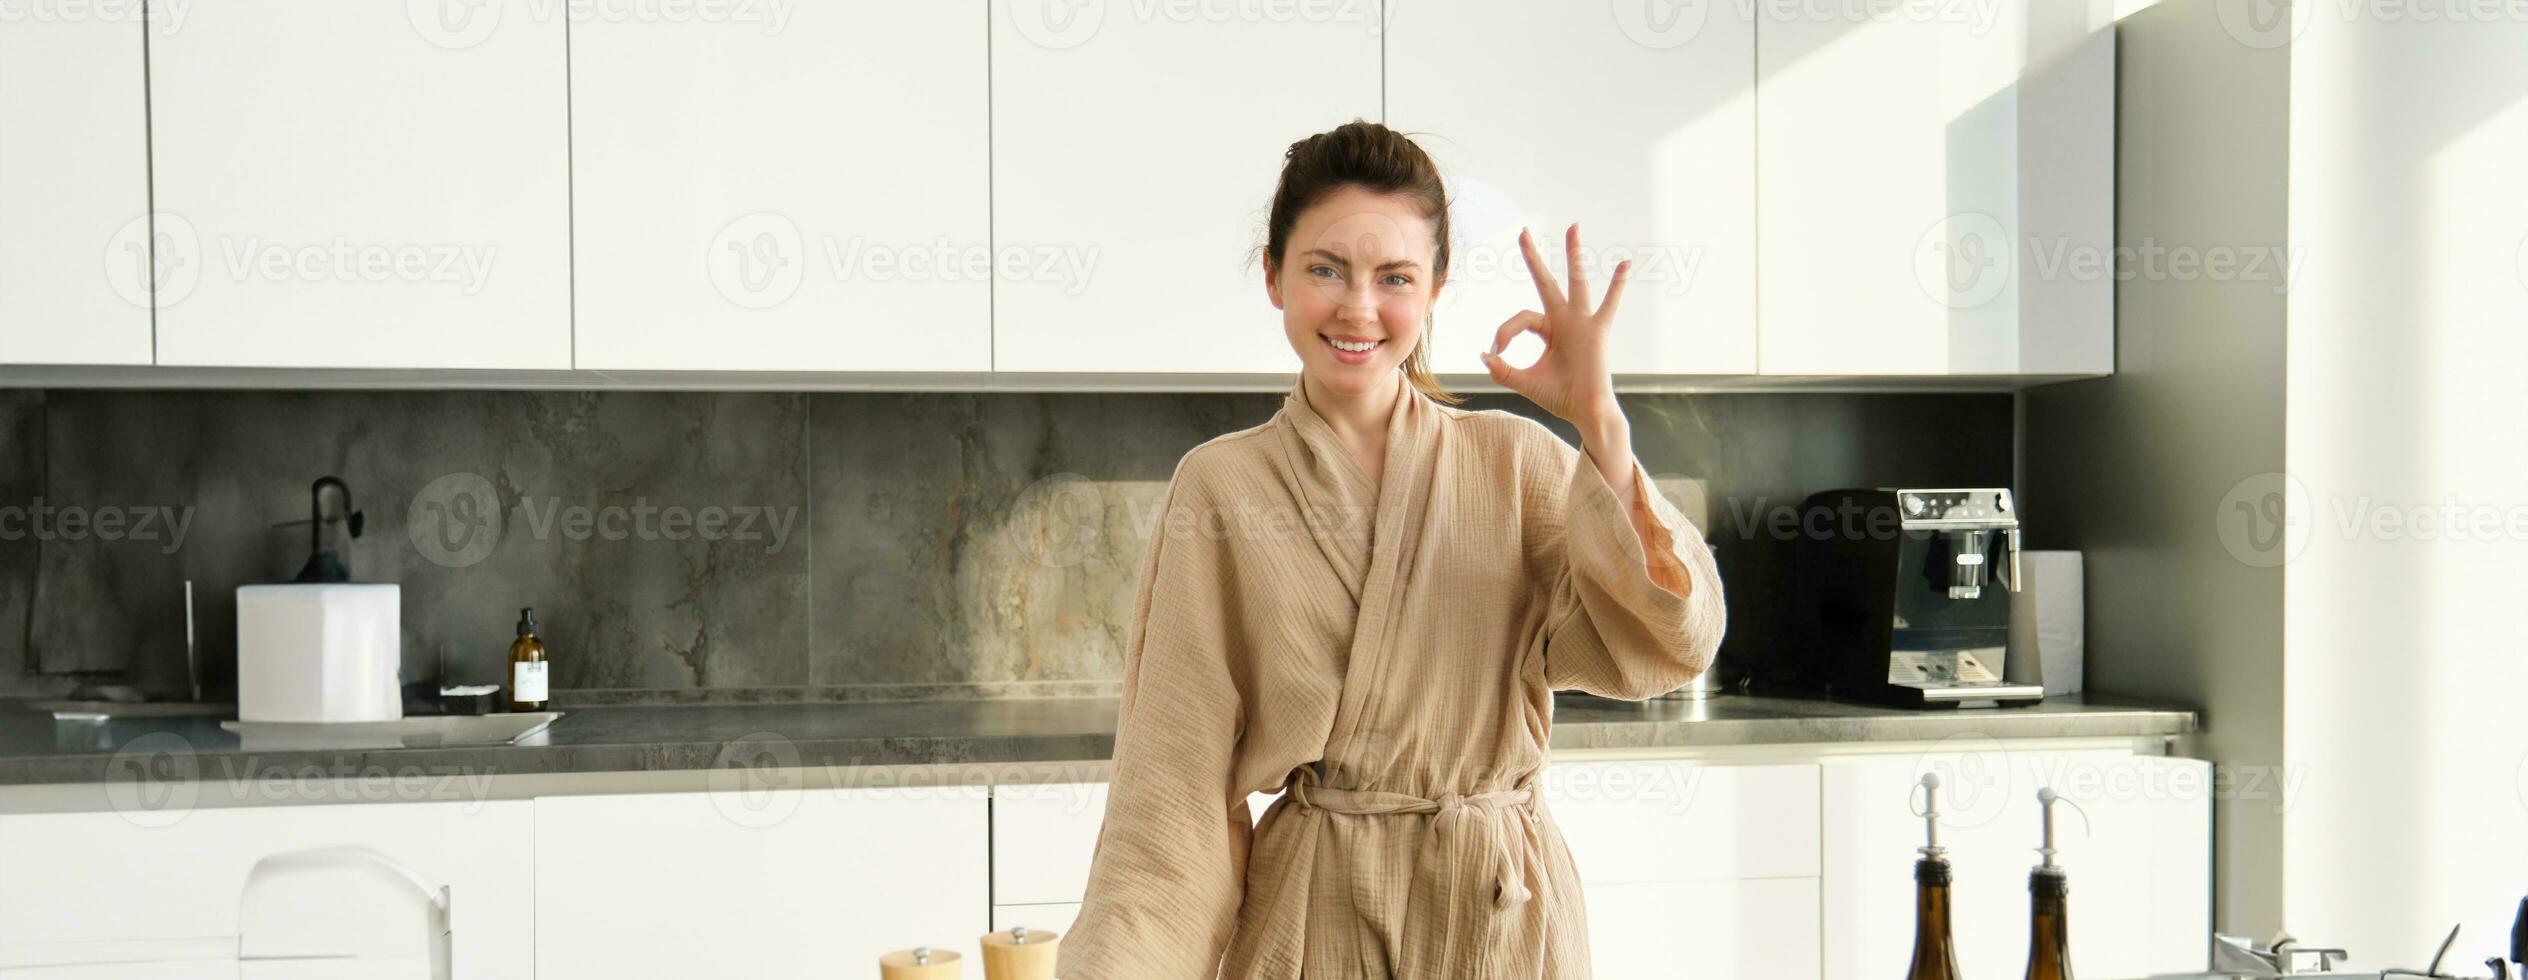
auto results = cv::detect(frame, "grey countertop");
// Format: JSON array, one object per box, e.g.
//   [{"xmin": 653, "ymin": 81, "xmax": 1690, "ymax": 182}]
[{"xmin": 0, "ymin": 691, "xmax": 2197, "ymax": 787}]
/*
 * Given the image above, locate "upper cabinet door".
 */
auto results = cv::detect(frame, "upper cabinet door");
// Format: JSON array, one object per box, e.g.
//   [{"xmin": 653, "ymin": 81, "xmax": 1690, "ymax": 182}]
[
  {"xmin": 0, "ymin": 11, "xmax": 151, "ymax": 365},
  {"xmin": 1388, "ymin": 0, "xmax": 1756, "ymax": 376},
  {"xmin": 570, "ymin": 3, "xmax": 989, "ymax": 373},
  {"xmin": 146, "ymin": 0, "xmax": 570, "ymax": 370},
  {"xmin": 1757, "ymin": 2, "xmax": 2113, "ymax": 375},
  {"xmin": 990, "ymin": 1, "xmax": 1381, "ymax": 375}
]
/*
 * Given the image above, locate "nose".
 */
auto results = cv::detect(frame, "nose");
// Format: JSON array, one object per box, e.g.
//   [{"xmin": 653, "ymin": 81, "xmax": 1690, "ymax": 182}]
[{"xmin": 1335, "ymin": 286, "xmax": 1380, "ymax": 327}]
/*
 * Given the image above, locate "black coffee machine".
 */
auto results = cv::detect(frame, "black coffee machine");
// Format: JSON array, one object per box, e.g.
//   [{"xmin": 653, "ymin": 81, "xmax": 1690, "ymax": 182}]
[{"xmin": 1790, "ymin": 487, "xmax": 2044, "ymax": 708}]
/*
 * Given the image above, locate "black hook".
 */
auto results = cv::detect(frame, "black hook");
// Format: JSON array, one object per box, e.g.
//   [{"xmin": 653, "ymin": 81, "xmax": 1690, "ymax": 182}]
[{"xmin": 290, "ymin": 476, "xmax": 364, "ymax": 584}]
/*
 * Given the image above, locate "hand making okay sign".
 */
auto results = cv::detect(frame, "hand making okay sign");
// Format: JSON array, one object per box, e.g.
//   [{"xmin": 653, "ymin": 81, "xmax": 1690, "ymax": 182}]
[{"xmin": 1478, "ymin": 223, "xmax": 1630, "ymax": 432}]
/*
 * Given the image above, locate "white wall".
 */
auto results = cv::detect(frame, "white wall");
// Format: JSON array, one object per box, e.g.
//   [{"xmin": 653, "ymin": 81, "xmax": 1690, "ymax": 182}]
[
  {"xmin": 2284, "ymin": 8, "xmax": 2528, "ymax": 967},
  {"xmin": 2021, "ymin": 0, "xmax": 2292, "ymax": 937}
]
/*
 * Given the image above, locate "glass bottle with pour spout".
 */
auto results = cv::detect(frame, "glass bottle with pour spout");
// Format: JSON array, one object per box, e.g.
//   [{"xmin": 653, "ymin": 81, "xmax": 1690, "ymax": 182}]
[
  {"xmin": 2022, "ymin": 787, "xmax": 2077, "ymax": 980},
  {"xmin": 1908, "ymin": 772, "xmax": 1965, "ymax": 980}
]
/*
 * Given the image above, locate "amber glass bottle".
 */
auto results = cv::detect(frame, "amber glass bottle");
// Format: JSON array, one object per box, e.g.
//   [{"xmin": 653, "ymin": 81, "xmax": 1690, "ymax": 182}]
[
  {"xmin": 2023, "ymin": 786, "xmax": 2077, "ymax": 980},
  {"xmin": 2024, "ymin": 868, "xmax": 2072, "ymax": 980},
  {"xmin": 507, "ymin": 607, "xmax": 548, "ymax": 711},
  {"xmin": 1908, "ymin": 772, "xmax": 1964, "ymax": 980},
  {"xmin": 1909, "ymin": 856, "xmax": 1965, "ymax": 980}
]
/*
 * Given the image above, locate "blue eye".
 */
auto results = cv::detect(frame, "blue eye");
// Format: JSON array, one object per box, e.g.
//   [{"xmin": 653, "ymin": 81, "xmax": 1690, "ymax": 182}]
[
  {"xmin": 1308, "ymin": 265, "xmax": 1339, "ymax": 279},
  {"xmin": 1382, "ymin": 274, "xmax": 1412, "ymax": 287}
]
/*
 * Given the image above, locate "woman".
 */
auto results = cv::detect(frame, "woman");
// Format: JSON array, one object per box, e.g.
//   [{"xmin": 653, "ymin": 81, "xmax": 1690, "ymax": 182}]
[{"xmin": 1057, "ymin": 120, "xmax": 1726, "ymax": 979}]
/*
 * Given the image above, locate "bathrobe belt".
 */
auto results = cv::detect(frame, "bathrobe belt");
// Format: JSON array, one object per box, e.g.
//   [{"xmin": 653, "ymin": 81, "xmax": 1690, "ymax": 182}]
[{"xmin": 1281, "ymin": 762, "xmax": 1539, "ymax": 972}]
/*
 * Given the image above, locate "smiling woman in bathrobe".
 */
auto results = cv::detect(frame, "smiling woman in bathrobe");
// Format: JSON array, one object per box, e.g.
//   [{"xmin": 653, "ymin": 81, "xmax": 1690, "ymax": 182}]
[{"xmin": 1055, "ymin": 120, "xmax": 1727, "ymax": 980}]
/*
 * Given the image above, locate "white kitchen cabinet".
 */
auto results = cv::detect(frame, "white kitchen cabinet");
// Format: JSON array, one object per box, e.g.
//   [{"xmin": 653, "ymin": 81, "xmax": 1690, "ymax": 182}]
[
  {"xmin": 0, "ymin": 11, "xmax": 151, "ymax": 365},
  {"xmin": 1545, "ymin": 762, "xmax": 1822, "ymax": 977},
  {"xmin": 0, "ymin": 800, "xmax": 537, "ymax": 978},
  {"xmin": 1387, "ymin": 0, "xmax": 1757, "ymax": 376},
  {"xmin": 989, "ymin": 2, "xmax": 1379, "ymax": 375},
  {"xmin": 533, "ymin": 785, "xmax": 990, "ymax": 978},
  {"xmin": 992, "ymin": 781, "xmax": 1279, "ymax": 906},
  {"xmin": 1544, "ymin": 761, "xmax": 1820, "ymax": 883},
  {"xmin": 1820, "ymin": 750, "xmax": 2211, "ymax": 979},
  {"xmin": 1583, "ymin": 877, "xmax": 1821, "ymax": 979},
  {"xmin": 569, "ymin": 3, "xmax": 989, "ymax": 372},
  {"xmin": 144, "ymin": 0, "xmax": 570, "ymax": 369},
  {"xmin": 1756, "ymin": 1, "xmax": 2114, "ymax": 375}
]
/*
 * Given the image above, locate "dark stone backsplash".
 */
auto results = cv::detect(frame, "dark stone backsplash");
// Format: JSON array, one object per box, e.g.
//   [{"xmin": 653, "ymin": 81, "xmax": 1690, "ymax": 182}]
[{"xmin": 0, "ymin": 388, "xmax": 2010, "ymax": 704}]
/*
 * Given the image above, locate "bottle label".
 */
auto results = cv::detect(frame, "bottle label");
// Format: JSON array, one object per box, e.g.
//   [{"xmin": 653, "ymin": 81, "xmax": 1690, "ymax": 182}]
[{"xmin": 513, "ymin": 661, "xmax": 548, "ymax": 703}]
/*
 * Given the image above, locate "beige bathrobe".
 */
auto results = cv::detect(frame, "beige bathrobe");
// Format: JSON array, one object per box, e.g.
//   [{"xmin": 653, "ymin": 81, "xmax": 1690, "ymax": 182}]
[{"xmin": 1057, "ymin": 378, "xmax": 1727, "ymax": 979}]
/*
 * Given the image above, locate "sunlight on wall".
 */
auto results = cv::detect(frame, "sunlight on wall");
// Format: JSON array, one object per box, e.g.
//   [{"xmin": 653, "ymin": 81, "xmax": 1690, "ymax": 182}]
[{"xmin": 2284, "ymin": 9, "xmax": 2528, "ymax": 967}]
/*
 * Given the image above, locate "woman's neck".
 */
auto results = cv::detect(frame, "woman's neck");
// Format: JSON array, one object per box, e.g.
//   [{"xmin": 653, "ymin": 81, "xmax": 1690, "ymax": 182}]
[{"xmin": 1301, "ymin": 370, "xmax": 1402, "ymax": 449}]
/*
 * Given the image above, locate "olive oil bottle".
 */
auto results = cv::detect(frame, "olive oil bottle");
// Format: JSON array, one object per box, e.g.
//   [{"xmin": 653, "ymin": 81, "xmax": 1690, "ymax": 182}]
[
  {"xmin": 2023, "ymin": 788, "xmax": 2076, "ymax": 980},
  {"xmin": 1909, "ymin": 773, "xmax": 1964, "ymax": 980}
]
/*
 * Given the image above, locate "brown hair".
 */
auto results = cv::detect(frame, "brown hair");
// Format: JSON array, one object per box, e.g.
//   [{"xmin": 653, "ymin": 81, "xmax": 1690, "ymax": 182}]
[{"xmin": 1258, "ymin": 119, "xmax": 1461, "ymax": 404}]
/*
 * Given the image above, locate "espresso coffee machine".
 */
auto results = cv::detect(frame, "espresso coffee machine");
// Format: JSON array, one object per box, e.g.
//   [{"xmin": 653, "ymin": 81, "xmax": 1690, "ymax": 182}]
[{"xmin": 1790, "ymin": 488, "xmax": 2044, "ymax": 708}]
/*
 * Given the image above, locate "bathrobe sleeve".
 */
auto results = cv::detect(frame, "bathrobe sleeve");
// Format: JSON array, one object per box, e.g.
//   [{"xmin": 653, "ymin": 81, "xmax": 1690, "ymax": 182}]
[
  {"xmin": 1540, "ymin": 440, "xmax": 1729, "ymax": 701},
  {"xmin": 1057, "ymin": 456, "xmax": 1252, "ymax": 980}
]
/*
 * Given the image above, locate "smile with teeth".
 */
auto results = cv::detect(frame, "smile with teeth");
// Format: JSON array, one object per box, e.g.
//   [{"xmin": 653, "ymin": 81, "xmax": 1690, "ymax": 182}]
[{"xmin": 1324, "ymin": 335, "xmax": 1382, "ymax": 353}]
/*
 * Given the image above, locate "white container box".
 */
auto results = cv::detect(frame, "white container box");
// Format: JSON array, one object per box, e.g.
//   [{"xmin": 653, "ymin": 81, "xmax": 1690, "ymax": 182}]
[{"xmin": 236, "ymin": 583, "xmax": 404, "ymax": 723}]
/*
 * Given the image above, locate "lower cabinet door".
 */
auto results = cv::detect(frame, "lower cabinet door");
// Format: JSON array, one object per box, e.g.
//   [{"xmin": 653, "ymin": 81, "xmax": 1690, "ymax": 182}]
[
  {"xmin": 1821, "ymin": 751, "xmax": 2213, "ymax": 979},
  {"xmin": 534, "ymin": 785, "xmax": 989, "ymax": 978},
  {"xmin": 0, "ymin": 800, "xmax": 535, "ymax": 979},
  {"xmin": 1581, "ymin": 877, "xmax": 1822, "ymax": 979},
  {"xmin": 991, "ymin": 781, "xmax": 1281, "ymax": 907}
]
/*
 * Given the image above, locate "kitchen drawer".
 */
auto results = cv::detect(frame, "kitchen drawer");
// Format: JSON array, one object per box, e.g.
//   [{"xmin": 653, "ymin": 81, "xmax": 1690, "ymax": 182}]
[
  {"xmin": 991, "ymin": 782, "xmax": 1279, "ymax": 907},
  {"xmin": 1546, "ymin": 761, "xmax": 1822, "ymax": 884}
]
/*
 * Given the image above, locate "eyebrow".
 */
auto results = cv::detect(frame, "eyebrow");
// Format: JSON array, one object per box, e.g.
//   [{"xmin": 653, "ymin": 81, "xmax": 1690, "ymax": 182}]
[{"xmin": 1301, "ymin": 248, "xmax": 1422, "ymax": 272}]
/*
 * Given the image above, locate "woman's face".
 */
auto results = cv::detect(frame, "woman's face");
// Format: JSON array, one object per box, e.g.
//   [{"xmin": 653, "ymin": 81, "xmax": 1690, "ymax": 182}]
[{"xmin": 1266, "ymin": 185, "xmax": 1443, "ymax": 400}]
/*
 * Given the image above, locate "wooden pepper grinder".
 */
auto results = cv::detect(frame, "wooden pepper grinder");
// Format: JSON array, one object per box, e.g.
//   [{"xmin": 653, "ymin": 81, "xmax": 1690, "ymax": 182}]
[
  {"xmin": 980, "ymin": 925, "xmax": 1059, "ymax": 980},
  {"xmin": 878, "ymin": 945, "xmax": 961, "ymax": 979}
]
